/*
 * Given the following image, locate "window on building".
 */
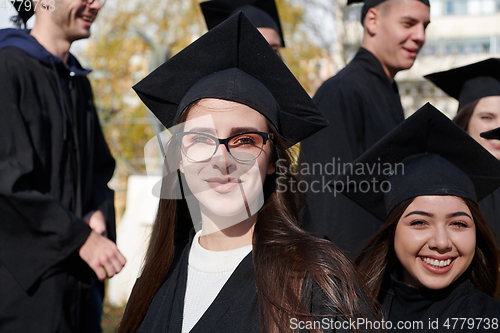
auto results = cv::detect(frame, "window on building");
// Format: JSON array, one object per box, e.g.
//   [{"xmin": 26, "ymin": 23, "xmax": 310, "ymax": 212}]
[
  {"xmin": 429, "ymin": 0, "xmax": 443, "ymax": 16},
  {"xmin": 423, "ymin": 43, "xmax": 439, "ymax": 56},
  {"xmin": 482, "ymin": 0, "xmax": 496, "ymax": 13},
  {"xmin": 457, "ymin": 0, "xmax": 467, "ymax": 13},
  {"xmin": 470, "ymin": 43, "xmax": 479, "ymax": 53},
  {"xmin": 419, "ymin": 37, "xmax": 495, "ymax": 56},
  {"xmin": 467, "ymin": 0, "xmax": 499, "ymax": 15},
  {"xmin": 433, "ymin": 0, "xmax": 500, "ymax": 16},
  {"xmin": 444, "ymin": 0, "xmax": 468, "ymax": 15},
  {"xmin": 445, "ymin": 0, "xmax": 454, "ymax": 14}
]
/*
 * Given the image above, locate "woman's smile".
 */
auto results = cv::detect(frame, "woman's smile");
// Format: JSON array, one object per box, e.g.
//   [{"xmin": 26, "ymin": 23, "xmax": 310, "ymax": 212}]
[
  {"xmin": 205, "ymin": 177, "xmax": 243, "ymax": 194},
  {"xmin": 418, "ymin": 256, "xmax": 455, "ymax": 274}
]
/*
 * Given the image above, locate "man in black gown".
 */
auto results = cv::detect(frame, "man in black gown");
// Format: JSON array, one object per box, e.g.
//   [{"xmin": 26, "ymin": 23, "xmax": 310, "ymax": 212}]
[
  {"xmin": 0, "ymin": 1, "xmax": 126, "ymax": 332},
  {"xmin": 299, "ymin": 0, "xmax": 430, "ymax": 259}
]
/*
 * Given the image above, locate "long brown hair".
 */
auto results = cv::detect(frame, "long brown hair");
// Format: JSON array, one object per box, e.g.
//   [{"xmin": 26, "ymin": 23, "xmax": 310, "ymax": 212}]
[
  {"xmin": 453, "ymin": 99, "xmax": 480, "ymax": 131},
  {"xmin": 356, "ymin": 197, "xmax": 500, "ymax": 302},
  {"xmin": 119, "ymin": 101, "xmax": 378, "ymax": 332}
]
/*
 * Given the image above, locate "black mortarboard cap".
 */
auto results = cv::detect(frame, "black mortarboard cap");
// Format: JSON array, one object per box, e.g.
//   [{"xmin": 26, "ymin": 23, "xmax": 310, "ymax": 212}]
[
  {"xmin": 348, "ymin": 0, "xmax": 430, "ymax": 25},
  {"xmin": 481, "ymin": 127, "xmax": 500, "ymax": 141},
  {"xmin": 425, "ymin": 58, "xmax": 500, "ymax": 110},
  {"xmin": 200, "ymin": 0, "xmax": 285, "ymax": 47},
  {"xmin": 333, "ymin": 103, "xmax": 500, "ymax": 221},
  {"xmin": 133, "ymin": 12, "xmax": 327, "ymax": 147},
  {"xmin": 10, "ymin": 0, "xmax": 34, "ymax": 26}
]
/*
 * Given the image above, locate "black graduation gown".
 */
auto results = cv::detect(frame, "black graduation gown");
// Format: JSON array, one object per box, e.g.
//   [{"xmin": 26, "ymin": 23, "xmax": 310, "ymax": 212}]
[
  {"xmin": 299, "ymin": 47, "xmax": 405, "ymax": 260},
  {"xmin": 478, "ymin": 189, "xmax": 500, "ymax": 298},
  {"xmin": 134, "ymin": 239, "xmax": 372, "ymax": 333},
  {"xmin": 478, "ymin": 188, "xmax": 500, "ymax": 245},
  {"xmin": 381, "ymin": 276, "xmax": 500, "ymax": 332},
  {"xmin": 136, "ymin": 245, "xmax": 260, "ymax": 333},
  {"xmin": 0, "ymin": 45, "xmax": 115, "ymax": 332}
]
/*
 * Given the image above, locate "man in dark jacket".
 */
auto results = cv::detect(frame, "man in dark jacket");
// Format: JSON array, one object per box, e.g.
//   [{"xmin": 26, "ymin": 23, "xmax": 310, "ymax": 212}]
[
  {"xmin": 299, "ymin": 0, "xmax": 430, "ymax": 260},
  {"xmin": 0, "ymin": 1, "xmax": 126, "ymax": 332}
]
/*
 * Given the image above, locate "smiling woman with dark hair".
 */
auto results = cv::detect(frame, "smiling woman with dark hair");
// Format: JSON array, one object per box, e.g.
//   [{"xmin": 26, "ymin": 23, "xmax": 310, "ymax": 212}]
[
  {"xmin": 118, "ymin": 13, "xmax": 378, "ymax": 333},
  {"xmin": 336, "ymin": 104, "xmax": 500, "ymax": 331}
]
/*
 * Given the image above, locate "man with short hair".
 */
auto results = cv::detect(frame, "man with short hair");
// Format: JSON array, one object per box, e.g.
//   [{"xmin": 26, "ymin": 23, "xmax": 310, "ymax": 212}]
[
  {"xmin": 0, "ymin": 1, "xmax": 126, "ymax": 332},
  {"xmin": 299, "ymin": 0, "xmax": 430, "ymax": 260}
]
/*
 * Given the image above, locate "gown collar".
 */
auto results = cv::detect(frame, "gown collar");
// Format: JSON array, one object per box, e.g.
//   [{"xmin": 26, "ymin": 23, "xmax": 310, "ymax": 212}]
[
  {"xmin": 137, "ymin": 228, "xmax": 256, "ymax": 333},
  {"xmin": 382, "ymin": 269, "xmax": 474, "ymax": 331},
  {"xmin": 353, "ymin": 47, "xmax": 394, "ymax": 86}
]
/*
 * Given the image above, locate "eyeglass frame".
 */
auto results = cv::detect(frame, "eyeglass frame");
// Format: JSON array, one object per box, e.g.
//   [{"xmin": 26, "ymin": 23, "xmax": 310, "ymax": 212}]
[{"xmin": 175, "ymin": 131, "xmax": 273, "ymax": 163}]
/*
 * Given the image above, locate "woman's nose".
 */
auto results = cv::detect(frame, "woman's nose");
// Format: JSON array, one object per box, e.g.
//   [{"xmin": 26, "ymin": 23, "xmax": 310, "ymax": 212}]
[
  {"xmin": 427, "ymin": 226, "xmax": 453, "ymax": 253},
  {"xmin": 210, "ymin": 143, "xmax": 236, "ymax": 174}
]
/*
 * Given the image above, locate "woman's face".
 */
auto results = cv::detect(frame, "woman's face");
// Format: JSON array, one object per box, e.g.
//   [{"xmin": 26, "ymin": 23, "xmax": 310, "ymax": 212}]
[
  {"xmin": 179, "ymin": 98, "xmax": 275, "ymax": 229},
  {"xmin": 394, "ymin": 196, "xmax": 476, "ymax": 290},
  {"xmin": 467, "ymin": 96, "xmax": 500, "ymax": 159}
]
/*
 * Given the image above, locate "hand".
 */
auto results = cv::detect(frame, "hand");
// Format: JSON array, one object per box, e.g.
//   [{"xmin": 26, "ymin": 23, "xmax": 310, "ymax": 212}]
[
  {"xmin": 79, "ymin": 231, "xmax": 126, "ymax": 281},
  {"xmin": 84, "ymin": 210, "xmax": 107, "ymax": 237}
]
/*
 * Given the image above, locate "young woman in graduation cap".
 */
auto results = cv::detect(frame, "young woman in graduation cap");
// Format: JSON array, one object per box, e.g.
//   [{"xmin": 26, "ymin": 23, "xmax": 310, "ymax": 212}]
[
  {"xmin": 335, "ymin": 104, "xmax": 500, "ymax": 330},
  {"xmin": 118, "ymin": 13, "xmax": 377, "ymax": 333},
  {"xmin": 425, "ymin": 59, "xmax": 500, "ymax": 245}
]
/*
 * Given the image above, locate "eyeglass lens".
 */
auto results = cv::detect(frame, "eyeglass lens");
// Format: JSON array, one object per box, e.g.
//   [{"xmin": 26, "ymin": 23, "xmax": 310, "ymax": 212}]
[{"xmin": 180, "ymin": 133, "xmax": 265, "ymax": 162}]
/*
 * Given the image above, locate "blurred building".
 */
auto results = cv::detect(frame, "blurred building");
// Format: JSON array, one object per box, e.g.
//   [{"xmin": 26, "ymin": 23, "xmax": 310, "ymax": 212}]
[{"xmin": 341, "ymin": 0, "xmax": 500, "ymax": 117}]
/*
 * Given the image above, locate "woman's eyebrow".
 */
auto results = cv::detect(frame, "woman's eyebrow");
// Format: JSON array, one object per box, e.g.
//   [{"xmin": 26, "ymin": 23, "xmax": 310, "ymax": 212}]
[
  {"xmin": 230, "ymin": 127, "xmax": 261, "ymax": 135},
  {"xmin": 446, "ymin": 212, "xmax": 472, "ymax": 219},
  {"xmin": 404, "ymin": 211, "xmax": 472, "ymax": 219},
  {"xmin": 185, "ymin": 127, "xmax": 216, "ymax": 134},
  {"xmin": 404, "ymin": 211, "xmax": 434, "ymax": 218}
]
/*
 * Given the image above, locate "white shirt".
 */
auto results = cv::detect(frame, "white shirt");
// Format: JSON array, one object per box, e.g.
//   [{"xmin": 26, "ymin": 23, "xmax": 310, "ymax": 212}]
[{"xmin": 181, "ymin": 230, "xmax": 252, "ymax": 333}]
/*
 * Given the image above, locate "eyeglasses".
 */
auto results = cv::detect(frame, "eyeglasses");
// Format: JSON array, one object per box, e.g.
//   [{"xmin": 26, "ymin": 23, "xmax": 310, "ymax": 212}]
[
  {"xmin": 85, "ymin": 0, "xmax": 106, "ymax": 6},
  {"xmin": 175, "ymin": 131, "xmax": 273, "ymax": 163}
]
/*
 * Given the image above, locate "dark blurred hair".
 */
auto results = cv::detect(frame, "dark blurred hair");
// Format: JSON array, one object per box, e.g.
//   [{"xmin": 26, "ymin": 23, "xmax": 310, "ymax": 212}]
[
  {"xmin": 119, "ymin": 101, "xmax": 378, "ymax": 332},
  {"xmin": 356, "ymin": 197, "xmax": 499, "ymax": 302},
  {"xmin": 10, "ymin": 15, "xmax": 26, "ymax": 29},
  {"xmin": 453, "ymin": 99, "xmax": 481, "ymax": 131}
]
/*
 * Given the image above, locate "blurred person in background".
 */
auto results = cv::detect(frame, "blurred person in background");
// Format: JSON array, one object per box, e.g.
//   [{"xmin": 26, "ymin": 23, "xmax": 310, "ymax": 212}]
[
  {"xmin": 299, "ymin": 0, "xmax": 431, "ymax": 260},
  {"xmin": 0, "ymin": 1, "xmax": 126, "ymax": 332},
  {"xmin": 200, "ymin": 0, "xmax": 285, "ymax": 55},
  {"xmin": 426, "ymin": 58, "xmax": 500, "ymax": 246}
]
